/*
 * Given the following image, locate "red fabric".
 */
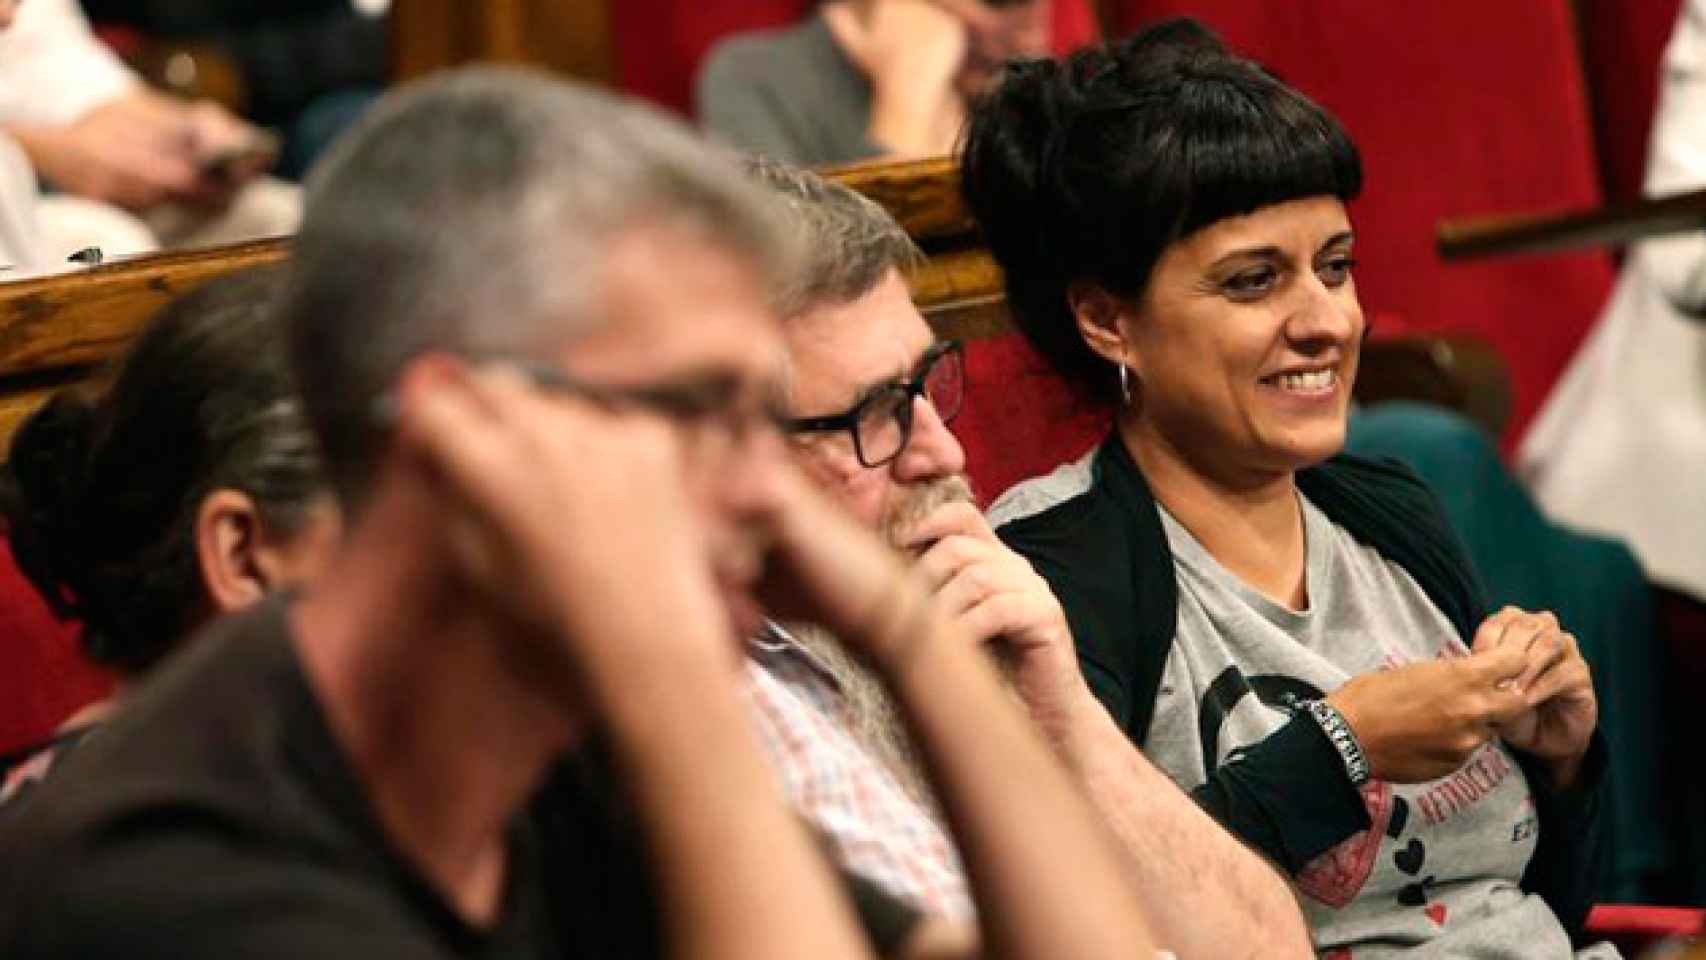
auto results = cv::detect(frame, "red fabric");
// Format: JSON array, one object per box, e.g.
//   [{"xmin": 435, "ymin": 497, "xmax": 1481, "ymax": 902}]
[
  {"xmin": 0, "ymin": 538, "xmax": 112, "ymax": 758},
  {"xmin": 1586, "ymin": 904, "xmax": 1706, "ymax": 934},
  {"xmin": 957, "ymin": 333, "xmax": 1112, "ymax": 505},
  {"xmin": 1048, "ymin": 0, "xmax": 1102, "ymax": 53},
  {"xmin": 90, "ymin": 24, "xmax": 148, "ymax": 60},
  {"xmin": 1578, "ymin": 0, "xmax": 1684, "ymax": 202},
  {"xmin": 1102, "ymin": 0, "xmax": 1616, "ymax": 449},
  {"xmin": 611, "ymin": 0, "xmax": 1102, "ymax": 119},
  {"xmin": 1584, "ymin": 904, "xmax": 1705, "ymax": 955},
  {"xmin": 612, "ymin": 0, "xmax": 812, "ymax": 119}
]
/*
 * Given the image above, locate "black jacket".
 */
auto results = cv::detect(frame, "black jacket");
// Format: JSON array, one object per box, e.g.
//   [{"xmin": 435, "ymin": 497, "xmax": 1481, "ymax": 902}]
[{"xmin": 996, "ymin": 432, "xmax": 1606, "ymax": 942}]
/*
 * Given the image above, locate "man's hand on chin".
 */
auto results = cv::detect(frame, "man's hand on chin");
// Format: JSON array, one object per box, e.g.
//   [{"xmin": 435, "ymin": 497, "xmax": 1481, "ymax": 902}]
[{"xmin": 895, "ymin": 500, "xmax": 1096, "ymax": 739}]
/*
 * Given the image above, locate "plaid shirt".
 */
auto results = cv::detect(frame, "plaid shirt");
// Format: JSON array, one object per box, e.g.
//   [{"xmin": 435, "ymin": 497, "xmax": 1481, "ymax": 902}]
[{"xmin": 744, "ymin": 623, "xmax": 974, "ymax": 920}]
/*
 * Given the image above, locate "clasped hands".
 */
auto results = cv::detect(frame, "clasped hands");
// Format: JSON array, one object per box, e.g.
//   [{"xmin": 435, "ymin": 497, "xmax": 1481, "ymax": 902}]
[{"xmin": 1326, "ymin": 607, "xmax": 1599, "ymax": 789}]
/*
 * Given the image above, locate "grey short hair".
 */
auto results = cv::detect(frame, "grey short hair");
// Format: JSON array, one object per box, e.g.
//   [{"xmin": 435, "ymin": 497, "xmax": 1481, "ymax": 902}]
[
  {"xmin": 742, "ymin": 156, "xmax": 922, "ymax": 318},
  {"xmin": 281, "ymin": 67, "xmax": 793, "ymax": 506}
]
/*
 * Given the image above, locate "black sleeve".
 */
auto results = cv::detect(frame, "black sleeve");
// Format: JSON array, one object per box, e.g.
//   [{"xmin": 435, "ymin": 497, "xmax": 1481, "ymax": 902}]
[
  {"xmin": 1189, "ymin": 714, "xmax": 1373, "ymax": 875},
  {"xmin": 1516, "ymin": 733, "xmax": 1609, "ymax": 945},
  {"xmin": 841, "ymin": 867, "xmax": 923, "ymax": 958}
]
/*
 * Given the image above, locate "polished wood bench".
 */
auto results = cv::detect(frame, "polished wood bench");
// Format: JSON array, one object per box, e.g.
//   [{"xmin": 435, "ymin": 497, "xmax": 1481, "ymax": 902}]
[{"xmin": 0, "ymin": 156, "xmax": 1511, "ymax": 456}]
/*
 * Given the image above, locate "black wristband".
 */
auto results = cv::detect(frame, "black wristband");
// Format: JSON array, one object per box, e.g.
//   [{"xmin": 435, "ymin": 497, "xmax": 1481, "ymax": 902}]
[{"xmin": 1301, "ymin": 698, "xmax": 1371, "ymax": 787}]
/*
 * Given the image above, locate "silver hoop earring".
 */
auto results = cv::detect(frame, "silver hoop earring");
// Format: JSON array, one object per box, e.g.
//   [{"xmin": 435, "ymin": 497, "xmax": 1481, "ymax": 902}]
[{"xmin": 1118, "ymin": 363, "xmax": 1132, "ymax": 405}]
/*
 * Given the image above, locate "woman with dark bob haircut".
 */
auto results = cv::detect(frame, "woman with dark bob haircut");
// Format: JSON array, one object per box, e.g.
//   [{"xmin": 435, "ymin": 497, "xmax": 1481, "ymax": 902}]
[
  {"xmin": 968, "ymin": 20, "xmax": 1613, "ymax": 959},
  {"xmin": 0, "ymin": 265, "xmax": 338, "ymax": 800}
]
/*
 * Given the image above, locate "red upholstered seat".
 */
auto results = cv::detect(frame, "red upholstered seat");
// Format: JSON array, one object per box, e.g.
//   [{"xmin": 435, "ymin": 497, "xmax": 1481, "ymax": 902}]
[
  {"xmin": 1104, "ymin": 0, "xmax": 1616, "ymax": 450},
  {"xmin": 956, "ymin": 334, "xmax": 1112, "ymax": 506},
  {"xmin": 0, "ymin": 537, "xmax": 111, "ymax": 758},
  {"xmin": 610, "ymin": 0, "xmax": 1103, "ymax": 119}
]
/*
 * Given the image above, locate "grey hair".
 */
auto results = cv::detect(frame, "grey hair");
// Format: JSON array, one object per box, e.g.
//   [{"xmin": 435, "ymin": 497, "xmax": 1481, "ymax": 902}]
[
  {"xmin": 280, "ymin": 67, "xmax": 795, "ymax": 506},
  {"xmin": 742, "ymin": 155, "xmax": 922, "ymax": 318}
]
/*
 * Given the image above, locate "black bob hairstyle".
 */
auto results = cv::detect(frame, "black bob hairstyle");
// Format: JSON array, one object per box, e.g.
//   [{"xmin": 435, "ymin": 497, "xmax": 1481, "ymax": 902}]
[{"xmin": 960, "ymin": 18, "xmax": 1363, "ymax": 400}]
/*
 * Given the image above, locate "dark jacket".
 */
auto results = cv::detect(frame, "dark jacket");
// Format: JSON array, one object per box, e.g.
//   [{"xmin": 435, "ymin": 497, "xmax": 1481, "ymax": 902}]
[{"xmin": 996, "ymin": 432, "xmax": 1606, "ymax": 942}]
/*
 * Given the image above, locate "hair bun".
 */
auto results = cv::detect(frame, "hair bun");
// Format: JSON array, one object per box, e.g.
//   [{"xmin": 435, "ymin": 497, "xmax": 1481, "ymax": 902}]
[
  {"xmin": 1113, "ymin": 16, "xmax": 1227, "ymax": 67},
  {"xmin": 2, "ymin": 392, "xmax": 99, "ymax": 620}
]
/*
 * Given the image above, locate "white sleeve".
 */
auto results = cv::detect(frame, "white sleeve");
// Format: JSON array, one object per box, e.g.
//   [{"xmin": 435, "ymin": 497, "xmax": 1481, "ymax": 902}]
[
  {"xmin": 0, "ymin": 0, "xmax": 140, "ymax": 128},
  {"xmin": 1639, "ymin": 0, "xmax": 1706, "ymax": 315},
  {"xmin": 0, "ymin": 134, "xmax": 45, "ymax": 274}
]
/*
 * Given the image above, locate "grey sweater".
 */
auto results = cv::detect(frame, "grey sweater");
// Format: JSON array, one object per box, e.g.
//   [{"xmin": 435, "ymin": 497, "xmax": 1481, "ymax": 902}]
[{"xmin": 695, "ymin": 13, "xmax": 884, "ymax": 167}]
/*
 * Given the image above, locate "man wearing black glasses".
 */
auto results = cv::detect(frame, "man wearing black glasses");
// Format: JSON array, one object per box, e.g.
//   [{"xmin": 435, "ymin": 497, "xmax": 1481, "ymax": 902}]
[{"xmin": 747, "ymin": 157, "xmax": 1312, "ymax": 957}]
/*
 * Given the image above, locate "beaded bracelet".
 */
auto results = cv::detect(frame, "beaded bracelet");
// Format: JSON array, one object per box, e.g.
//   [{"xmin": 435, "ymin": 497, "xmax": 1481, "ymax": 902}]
[{"xmin": 1301, "ymin": 698, "xmax": 1371, "ymax": 787}]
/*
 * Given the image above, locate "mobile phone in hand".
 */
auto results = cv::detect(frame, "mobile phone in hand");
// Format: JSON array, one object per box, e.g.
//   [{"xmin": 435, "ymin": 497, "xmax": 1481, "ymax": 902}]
[{"xmin": 199, "ymin": 130, "xmax": 281, "ymax": 182}]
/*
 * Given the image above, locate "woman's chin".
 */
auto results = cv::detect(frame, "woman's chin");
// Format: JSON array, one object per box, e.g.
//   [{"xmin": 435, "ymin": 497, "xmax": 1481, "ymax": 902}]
[{"xmin": 1258, "ymin": 422, "xmax": 1349, "ymax": 472}]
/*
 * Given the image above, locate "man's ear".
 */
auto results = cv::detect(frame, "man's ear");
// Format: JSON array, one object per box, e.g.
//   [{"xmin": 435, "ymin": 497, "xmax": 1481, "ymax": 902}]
[
  {"xmin": 1068, "ymin": 281, "xmax": 1137, "ymax": 371},
  {"xmin": 195, "ymin": 489, "xmax": 278, "ymax": 615}
]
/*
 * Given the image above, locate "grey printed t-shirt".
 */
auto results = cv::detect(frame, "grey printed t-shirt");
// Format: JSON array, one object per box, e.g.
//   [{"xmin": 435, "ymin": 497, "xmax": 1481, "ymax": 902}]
[
  {"xmin": 1147, "ymin": 495, "xmax": 1612, "ymax": 959},
  {"xmin": 695, "ymin": 13, "xmax": 885, "ymax": 168}
]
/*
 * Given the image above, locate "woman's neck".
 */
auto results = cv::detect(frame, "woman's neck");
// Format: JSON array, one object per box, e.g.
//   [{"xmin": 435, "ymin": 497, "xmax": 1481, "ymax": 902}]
[{"xmin": 1119, "ymin": 414, "xmax": 1310, "ymax": 610}]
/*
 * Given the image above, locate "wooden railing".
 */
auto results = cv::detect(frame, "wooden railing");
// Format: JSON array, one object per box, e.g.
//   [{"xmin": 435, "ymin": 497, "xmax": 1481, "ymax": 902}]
[
  {"xmin": 1437, "ymin": 186, "xmax": 1706, "ymax": 260},
  {"xmin": 0, "ymin": 156, "xmax": 1511, "ymax": 454},
  {"xmin": 392, "ymin": 0, "xmax": 615, "ymax": 85}
]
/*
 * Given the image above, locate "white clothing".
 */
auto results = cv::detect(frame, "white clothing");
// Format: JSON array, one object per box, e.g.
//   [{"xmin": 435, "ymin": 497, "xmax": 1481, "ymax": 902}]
[
  {"xmin": 1521, "ymin": 0, "xmax": 1706, "ymax": 600},
  {"xmin": 0, "ymin": 0, "xmax": 300, "ymax": 259},
  {"xmin": 0, "ymin": 135, "xmax": 49, "ymax": 276},
  {"xmin": 0, "ymin": 0, "xmax": 138, "ymax": 128}
]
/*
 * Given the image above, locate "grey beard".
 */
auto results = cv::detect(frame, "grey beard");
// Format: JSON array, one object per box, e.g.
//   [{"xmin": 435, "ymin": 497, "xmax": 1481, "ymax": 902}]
[
  {"xmin": 777, "ymin": 473, "xmax": 984, "ymax": 812},
  {"xmin": 879, "ymin": 473, "xmax": 976, "ymax": 551},
  {"xmin": 782, "ymin": 620, "xmax": 940, "ymax": 811}
]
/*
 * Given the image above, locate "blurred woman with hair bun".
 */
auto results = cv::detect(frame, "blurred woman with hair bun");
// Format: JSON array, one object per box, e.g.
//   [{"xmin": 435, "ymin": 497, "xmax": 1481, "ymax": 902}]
[{"xmin": 0, "ymin": 265, "xmax": 338, "ymax": 801}]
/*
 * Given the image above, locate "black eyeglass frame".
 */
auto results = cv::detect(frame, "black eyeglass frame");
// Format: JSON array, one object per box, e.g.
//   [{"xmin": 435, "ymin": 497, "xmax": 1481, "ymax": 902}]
[{"xmin": 784, "ymin": 340, "xmax": 964, "ymax": 468}]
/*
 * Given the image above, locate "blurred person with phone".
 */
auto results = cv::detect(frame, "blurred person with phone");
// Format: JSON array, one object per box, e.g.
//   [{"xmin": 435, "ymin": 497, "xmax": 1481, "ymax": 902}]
[{"xmin": 0, "ymin": 0, "xmax": 299, "ymax": 264}]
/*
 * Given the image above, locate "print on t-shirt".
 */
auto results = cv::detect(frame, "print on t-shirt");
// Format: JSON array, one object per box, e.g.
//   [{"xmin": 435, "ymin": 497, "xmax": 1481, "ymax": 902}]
[{"xmin": 1140, "ymin": 497, "xmax": 1575, "ymax": 958}]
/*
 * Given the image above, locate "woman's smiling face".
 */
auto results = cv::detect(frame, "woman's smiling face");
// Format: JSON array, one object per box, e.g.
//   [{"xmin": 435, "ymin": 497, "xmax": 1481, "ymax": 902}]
[{"xmin": 1117, "ymin": 195, "xmax": 1363, "ymax": 483}]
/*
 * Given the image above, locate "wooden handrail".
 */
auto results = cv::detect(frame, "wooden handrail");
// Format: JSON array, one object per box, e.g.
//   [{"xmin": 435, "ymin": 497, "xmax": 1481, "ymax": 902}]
[
  {"xmin": 818, "ymin": 156, "xmax": 974, "ymax": 246},
  {"xmin": 0, "ymin": 237, "xmax": 289, "ymax": 379},
  {"xmin": 1437, "ymin": 186, "xmax": 1706, "ymax": 260}
]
